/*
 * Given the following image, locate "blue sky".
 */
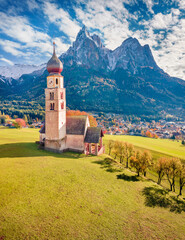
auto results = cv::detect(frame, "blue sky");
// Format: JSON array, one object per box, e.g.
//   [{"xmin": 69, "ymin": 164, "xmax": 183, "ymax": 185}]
[{"xmin": 0, "ymin": 0, "xmax": 185, "ymax": 79}]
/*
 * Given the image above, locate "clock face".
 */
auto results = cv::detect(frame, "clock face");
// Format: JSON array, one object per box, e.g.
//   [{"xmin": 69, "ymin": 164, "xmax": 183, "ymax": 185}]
[{"xmin": 48, "ymin": 78, "xmax": 53, "ymax": 87}]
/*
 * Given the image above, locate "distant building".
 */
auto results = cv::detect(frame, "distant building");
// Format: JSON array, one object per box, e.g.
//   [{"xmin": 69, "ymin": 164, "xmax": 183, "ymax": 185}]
[{"xmin": 40, "ymin": 42, "xmax": 104, "ymax": 155}]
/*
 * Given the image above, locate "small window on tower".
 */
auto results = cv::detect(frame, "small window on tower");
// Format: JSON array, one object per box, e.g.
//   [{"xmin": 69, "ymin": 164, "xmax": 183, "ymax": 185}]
[
  {"xmin": 50, "ymin": 92, "xmax": 54, "ymax": 100},
  {"xmin": 61, "ymin": 102, "xmax": 64, "ymax": 109},
  {"xmin": 50, "ymin": 103, "xmax": 54, "ymax": 110},
  {"xmin": 61, "ymin": 92, "xmax": 63, "ymax": 99},
  {"xmin": 56, "ymin": 78, "xmax": 58, "ymax": 84}
]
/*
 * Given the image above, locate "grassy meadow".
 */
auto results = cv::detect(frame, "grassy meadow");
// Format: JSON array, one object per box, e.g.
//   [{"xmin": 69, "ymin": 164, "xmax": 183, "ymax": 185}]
[
  {"xmin": 0, "ymin": 128, "xmax": 185, "ymax": 240},
  {"xmin": 104, "ymin": 135, "xmax": 185, "ymax": 161}
]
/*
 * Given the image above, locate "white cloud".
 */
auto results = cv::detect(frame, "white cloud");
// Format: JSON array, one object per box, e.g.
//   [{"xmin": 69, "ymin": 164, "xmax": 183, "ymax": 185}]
[
  {"xmin": 0, "ymin": 11, "xmax": 70, "ymax": 64},
  {"xmin": 43, "ymin": 2, "xmax": 81, "ymax": 42},
  {"xmin": 74, "ymin": 0, "xmax": 134, "ymax": 50},
  {"xmin": 143, "ymin": 0, "xmax": 154, "ymax": 13},
  {"xmin": 0, "ymin": 57, "xmax": 14, "ymax": 65},
  {"xmin": 0, "ymin": 12, "xmax": 50, "ymax": 44},
  {"xmin": 0, "ymin": 40, "xmax": 25, "ymax": 56},
  {"xmin": 27, "ymin": 0, "xmax": 40, "ymax": 11},
  {"xmin": 134, "ymin": 9, "xmax": 185, "ymax": 79}
]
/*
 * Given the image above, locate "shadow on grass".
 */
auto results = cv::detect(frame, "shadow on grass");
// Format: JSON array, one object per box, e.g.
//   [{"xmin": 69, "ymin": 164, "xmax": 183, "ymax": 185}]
[
  {"xmin": 0, "ymin": 142, "xmax": 82, "ymax": 159},
  {"xmin": 142, "ymin": 186, "xmax": 185, "ymax": 213},
  {"xmin": 117, "ymin": 173, "xmax": 139, "ymax": 182},
  {"xmin": 93, "ymin": 157, "xmax": 122, "ymax": 173}
]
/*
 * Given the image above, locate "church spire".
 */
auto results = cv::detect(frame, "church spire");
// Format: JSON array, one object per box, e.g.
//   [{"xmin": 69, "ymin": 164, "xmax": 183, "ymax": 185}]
[
  {"xmin": 53, "ymin": 41, "xmax": 56, "ymax": 56},
  {"xmin": 47, "ymin": 41, "xmax": 63, "ymax": 74}
]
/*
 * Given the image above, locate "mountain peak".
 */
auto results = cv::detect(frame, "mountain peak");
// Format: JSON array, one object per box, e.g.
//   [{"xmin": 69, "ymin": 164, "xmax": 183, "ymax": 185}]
[
  {"xmin": 121, "ymin": 37, "xmax": 141, "ymax": 48},
  {"xmin": 76, "ymin": 25, "xmax": 91, "ymax": 40}
]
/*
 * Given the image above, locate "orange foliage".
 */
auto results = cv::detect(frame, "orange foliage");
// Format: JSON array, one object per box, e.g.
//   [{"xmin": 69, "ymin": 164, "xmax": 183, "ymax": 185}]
[
  {"xmin": 146, "ymin": 130, "xmax": 153, "ymax": 138},
  {"xmin": 66, "ymin": 110, "xmax": 97, "ymax": 127},
  {"xmin": 15, "ymin": 118, "xmax": 26, "ymax": 127}
]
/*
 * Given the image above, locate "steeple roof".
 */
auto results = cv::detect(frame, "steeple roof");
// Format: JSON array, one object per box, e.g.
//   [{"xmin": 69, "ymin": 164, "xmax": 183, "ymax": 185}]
[{"xmin": 47, "ymin": 42, "xmax": 63, "ymax": 75}]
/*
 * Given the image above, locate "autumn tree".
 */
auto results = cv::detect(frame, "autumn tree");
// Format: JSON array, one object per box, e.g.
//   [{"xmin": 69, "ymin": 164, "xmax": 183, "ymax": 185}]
[
  {"xmin": 146, "ymin": 130, "xmax": 153, "ymax": 138},
  {"xmin": 14, "ymin": 118, "xmax": 26, "ymax": 128},
  {"xmin": 141, "ymin": 151, "xmax": 152, "ymax": 176},
  {"xmin": 165, "ymin": 158, "xmax": 181, "ymax": 192},
  {"xmin": 130, "ymin": 151, "xmax": 142, "ymax": 176},
  {"xmin": 67, "ymin": 110, "xmax": 97, "ymax": 127},
  {"xmin": 155, "ymin": 157, "xmax": 168, "ymax": 184},
  {"xmin": 116, "ymin": 141, "xmax": 125, "ymax": 163},
  {"xmin": 178, "ymin": 164, "xmax": 185, "ymax": 196},
  {"xmin": 124, "ymin": 142, "xmax": 134, "ymax": 168},
  {"xmin": 130, "ymin": 150, "xmax": 151, "ymax": 177},
  {"xmin": 112, "ymin": 141, "xmax": 120, "ymax": 160},
  {"xmin": 107, "ymin": 140, "xmax": 114, "ymax": 155}
]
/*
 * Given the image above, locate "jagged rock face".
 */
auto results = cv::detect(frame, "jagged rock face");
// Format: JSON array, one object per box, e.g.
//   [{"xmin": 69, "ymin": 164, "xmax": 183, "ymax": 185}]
[
  {"xmin": 109, "ymin": 38, "xmax": 159, "ymax": 73},
  {"xmin": 62, "ymin": 26, "xmax": 109, "ymax": 70},
  {"xmin": 61, "ymin": 27, "xmax": 160, "ymax": 75}
]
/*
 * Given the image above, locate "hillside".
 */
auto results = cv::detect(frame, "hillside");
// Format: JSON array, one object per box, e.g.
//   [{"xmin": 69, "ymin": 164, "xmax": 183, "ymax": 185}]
[
  {"xmin": 0, "ymin": 128, "xmax": 185, "ymax": 240},
  {"xmin": 0, "ymin": 26, "xmax": 185, "ymax": 117},
  {"xmin": 105, "ymin": 135, "xmax": 185, "ymax": 161}
]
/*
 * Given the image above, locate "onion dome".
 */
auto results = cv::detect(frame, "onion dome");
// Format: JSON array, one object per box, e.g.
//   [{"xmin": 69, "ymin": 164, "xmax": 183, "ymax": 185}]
[{"xmin": 47, "ymin": 42, "xmax": 63, "ymax": 74}]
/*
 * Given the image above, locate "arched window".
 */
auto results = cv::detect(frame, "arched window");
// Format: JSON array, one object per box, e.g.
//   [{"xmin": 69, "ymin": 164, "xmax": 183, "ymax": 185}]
[
  {"xmin": 56, "ymin": 78, "xmax": 58, "ymax": 84},
  {"xmin": 60, "ymin": 92, "xmax": 63, "ymax": 99},
  {"xmin": 61, "ymin": 102, "xmax": 64, "ymax": 109},
  {"xmin": 50, "ymin": 92, "xmax": 54, "ymax": 100},
  {"xmin": 50, "ymin": 103, "xmax": 55, "ymax": 110}
]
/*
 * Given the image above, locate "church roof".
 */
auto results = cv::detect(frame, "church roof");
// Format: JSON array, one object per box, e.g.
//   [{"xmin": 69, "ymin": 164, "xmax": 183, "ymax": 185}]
[
  {"xmin": 47, "ymin": 42, "xmax": 63, "ymax": 75},
  {"xmin": 84, "ymin": 127, "xmax": 104, "ymax": 143},
  {"xmin": 39, "ymin": 124, "xmax": 45, "ymax": 134},
  {"xmin": 66, "ymin": 115, "xmax": 88, "ymax": 135}
]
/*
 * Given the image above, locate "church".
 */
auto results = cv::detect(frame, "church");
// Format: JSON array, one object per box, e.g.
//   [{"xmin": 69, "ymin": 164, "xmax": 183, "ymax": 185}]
[{"xmin": 39, "ymin": 42, "xmax": 104, "ymax": 155}]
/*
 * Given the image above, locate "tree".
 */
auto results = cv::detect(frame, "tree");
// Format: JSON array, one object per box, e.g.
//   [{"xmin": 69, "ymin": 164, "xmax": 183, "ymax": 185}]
[
  {"xmin": 124, "ymin": 142, "xmax": 134, "ymax": 168},
  {"xmin": 23, "ymin": 115, "xmax": 28, "ymax": 123},
  {"xmin": 130, "ymin": 150, "xmax": 151, "ymax": 177},
  {"xmin": 130, "ymin": 151, "xmax": 142, "ymax": 176},
  {"xmin": 141, "ymin": 151, "xmax": 152, "ymax": 176},
  {"xmin": 107, "ymin": 140, "xmax": 114, "ymax": 155},
  {"xmin": 116, "ymin": 141, "xmax": 125, "ymax": 163},
  {"xmin": 156, "ymin": 157, "xmax": 168, "ymax": 184},
  {"xmin": 14, "ymin": 118, "xmax": 26, "ymax": 128},
  {"xmin": 112, "ymin": 141, "xmax": 120, "ymax": 160},
  {"xmin": 178, "ymin": 164, "xmax": 185, "ymax": 196},
  {"xmin": 165, "ymin": 158, "xmax": 181, "ymax": 192},
  {"xmin": 146, "ymin": 130, "xmax": 153, "ymax": 138}
]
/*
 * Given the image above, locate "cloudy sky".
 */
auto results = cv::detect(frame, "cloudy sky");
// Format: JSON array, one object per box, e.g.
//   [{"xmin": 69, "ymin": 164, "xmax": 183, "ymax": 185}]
[{"xmin": 0, "ymin": 0, "xmax": 185, "ymax": 79}]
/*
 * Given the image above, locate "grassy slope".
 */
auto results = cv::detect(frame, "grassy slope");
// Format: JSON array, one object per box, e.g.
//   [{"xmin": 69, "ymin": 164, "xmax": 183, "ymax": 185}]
[
  {"xmin": 104, "ymin": 135, "xmax": 185, "ymax": 160},
  {"xmin": 0, "ymin": 129, "xmax": 185, "ymax": 240}
]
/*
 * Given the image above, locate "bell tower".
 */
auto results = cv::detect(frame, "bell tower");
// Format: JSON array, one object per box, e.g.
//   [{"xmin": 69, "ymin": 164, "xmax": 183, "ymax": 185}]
[{"xmin": 45, "ymin": 42, "xmax": 66, "ymax": 152}]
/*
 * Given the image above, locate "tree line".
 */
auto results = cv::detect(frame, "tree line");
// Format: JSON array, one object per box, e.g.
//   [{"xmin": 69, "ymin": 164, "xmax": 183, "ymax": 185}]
[{"xmin": 107, "ymin": 140, "xmax": 185, "ymax": 196}]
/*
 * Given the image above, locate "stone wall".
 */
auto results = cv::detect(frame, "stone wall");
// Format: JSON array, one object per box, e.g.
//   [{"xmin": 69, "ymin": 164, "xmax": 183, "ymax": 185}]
[{"xmin": 66, "ymin": 135, "xmax": 85, "ymax": 152}]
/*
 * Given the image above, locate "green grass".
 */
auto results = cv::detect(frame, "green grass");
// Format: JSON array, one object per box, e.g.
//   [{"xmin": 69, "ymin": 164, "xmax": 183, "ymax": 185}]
[
  {"xmin": 0, "ymin": 129, "xmax": 185, "ymax": 240},
  {"xmin": 104, "ymin": 135, "xmax": 185, "ymax": 160}
]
